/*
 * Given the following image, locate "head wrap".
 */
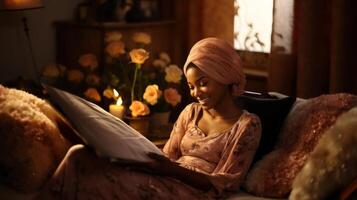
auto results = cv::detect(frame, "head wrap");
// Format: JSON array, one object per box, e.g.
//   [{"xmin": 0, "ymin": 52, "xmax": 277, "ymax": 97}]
[{"xmin": 183, "ymin": 37, "xmax": 246, "ymax": 96}]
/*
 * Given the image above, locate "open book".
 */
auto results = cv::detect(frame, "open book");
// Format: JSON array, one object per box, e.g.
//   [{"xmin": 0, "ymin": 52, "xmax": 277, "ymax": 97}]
[{"xmin": 43, "ymin": 84, "xmax": 163, "ymax": 163}]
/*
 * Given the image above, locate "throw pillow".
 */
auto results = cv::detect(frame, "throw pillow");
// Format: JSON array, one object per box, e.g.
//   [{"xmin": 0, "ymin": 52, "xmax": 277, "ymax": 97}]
[
  {"xmin": 235, "ymin": 92, "xmax": 296, "ymax": 163},
  {"xmin": 243, "ymin": 93, "xmax": 357, "ymax": 198},
  {"xmin": 0, "ymin": 85, "xmax": 71, "ymax": 192},
  {"xmin": 290, "ymin": 107, "xmax": 357, "ymax": 200}
]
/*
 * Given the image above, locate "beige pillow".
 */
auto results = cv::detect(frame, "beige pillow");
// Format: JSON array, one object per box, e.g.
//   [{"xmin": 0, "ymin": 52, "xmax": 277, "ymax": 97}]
[
  {"xmin": 290, "ymin": 107, "xmax": 357, "ymax": 200},
  {"xmin": 243, "ymin": 93, "xmax": 357, "ymax": 198},
  {"xmin": 0, "ymin": 85, "xmax": 71, "ymax": 192}
]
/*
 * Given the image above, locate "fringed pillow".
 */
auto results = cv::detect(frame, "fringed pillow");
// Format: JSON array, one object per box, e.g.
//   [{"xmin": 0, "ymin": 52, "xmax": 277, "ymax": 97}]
[{"xmin": 243, "ymin": 93, "xmax": 357, "ymax": 198}]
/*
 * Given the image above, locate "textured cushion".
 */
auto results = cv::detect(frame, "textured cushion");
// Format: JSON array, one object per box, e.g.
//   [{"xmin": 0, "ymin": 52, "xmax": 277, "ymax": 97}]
[
  {"xmin": 0, "ymin": 85, "xmax": 71, "ymax": 192},
  {"xmin": 236, "ymin": 92, "xmax": 296, "ymax": 163},
  {"xmin": 243, "ymin": 93, "xmax": 357, "ymax": 198},
  {"xmin": 289, "ymin": 107, "xmax": 357, "ymax": 200}
]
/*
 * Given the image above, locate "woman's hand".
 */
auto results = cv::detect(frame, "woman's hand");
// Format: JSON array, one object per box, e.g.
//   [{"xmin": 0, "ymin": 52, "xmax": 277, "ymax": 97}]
[
  {"xmin": 144, "ymin": 152, "xmax": 178, "ymax": 176},
  {"xmin": 145, "ymin": 152, "xmax": 213, "ymax": 191}
]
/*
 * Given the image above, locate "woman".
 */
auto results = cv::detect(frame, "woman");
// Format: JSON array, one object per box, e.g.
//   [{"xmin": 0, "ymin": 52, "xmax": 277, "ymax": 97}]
[{"xmin": 38, "ymin": 37, "xmax": 261, "ymax": 199}]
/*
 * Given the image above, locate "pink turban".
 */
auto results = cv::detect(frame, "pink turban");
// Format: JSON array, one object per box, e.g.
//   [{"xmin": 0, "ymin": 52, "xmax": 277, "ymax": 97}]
[{"xmin": 183, "ymin": 37, "xmax": 246, "ymax": 96}]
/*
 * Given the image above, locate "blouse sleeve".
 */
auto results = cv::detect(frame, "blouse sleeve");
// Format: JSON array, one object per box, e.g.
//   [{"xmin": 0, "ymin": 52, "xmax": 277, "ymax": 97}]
[
  {"xmin": 209, "ymin": 114, "xmax": 261, "ymax": 192},
  {"xmin": 163, "ymin": 104, "xmax": 194, "ymax": 161}
]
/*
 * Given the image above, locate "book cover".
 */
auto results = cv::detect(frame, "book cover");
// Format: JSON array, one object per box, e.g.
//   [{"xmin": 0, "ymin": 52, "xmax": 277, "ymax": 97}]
[{"xmin": 43, "ymin": 84, "xmax": 163, "ymax": 163}]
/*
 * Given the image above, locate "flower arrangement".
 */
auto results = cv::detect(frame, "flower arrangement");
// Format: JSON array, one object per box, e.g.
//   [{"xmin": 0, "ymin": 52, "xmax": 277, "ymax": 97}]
[
  {"xmin": 41, "ymin": 31, "xmax": 183, "ymax": 120},
  {"xmin": 143, "ymin": 52, "xmax": 183, "ymax": 113},
  {"xmin": 103, "ymin": 31, "xmax": 183, "ymax": 118},
  {"xmin": 41, "ymin": 53, "xmax": 103, "ymax": 103}
]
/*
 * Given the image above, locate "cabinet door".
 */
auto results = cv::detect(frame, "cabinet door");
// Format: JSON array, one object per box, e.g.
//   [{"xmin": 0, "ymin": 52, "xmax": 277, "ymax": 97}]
[{"xmin": 56, "ymin": 24, "xmax": 104, "ymax": 70}]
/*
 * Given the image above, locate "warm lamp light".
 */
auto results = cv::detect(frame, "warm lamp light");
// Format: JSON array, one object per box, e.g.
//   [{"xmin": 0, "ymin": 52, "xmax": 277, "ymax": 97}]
[
  {"xmin": 1, "ymin": 0, "xmax": 44, "ymax": 83},
  {"xmin": 2, "ymin": 0, "xmax": 43, "ymax": 11}
]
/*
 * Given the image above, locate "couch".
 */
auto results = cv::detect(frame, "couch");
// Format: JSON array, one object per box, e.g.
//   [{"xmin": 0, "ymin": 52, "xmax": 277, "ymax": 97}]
[{"xmin": 0, "ymin": 85, "xmax": 356, "ymax": 200}]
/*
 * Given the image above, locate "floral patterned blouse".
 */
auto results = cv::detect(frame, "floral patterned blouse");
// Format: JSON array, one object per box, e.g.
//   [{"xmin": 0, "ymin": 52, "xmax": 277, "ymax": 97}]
[{"xmin": 163, "ymin": 103, "xmax": 262, "ymax": 192}]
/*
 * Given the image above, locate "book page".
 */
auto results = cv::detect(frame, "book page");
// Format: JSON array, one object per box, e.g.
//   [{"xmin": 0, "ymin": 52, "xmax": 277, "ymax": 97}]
[{"xmin": 43, "ymin": 84, "xmax": 163, "ymax": 163}]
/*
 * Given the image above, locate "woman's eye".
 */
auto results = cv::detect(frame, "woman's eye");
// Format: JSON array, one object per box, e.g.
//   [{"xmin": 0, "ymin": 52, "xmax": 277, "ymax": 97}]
[{"xmin": 199, "ymin": 81, "xmax": 207, "ymax": 87}]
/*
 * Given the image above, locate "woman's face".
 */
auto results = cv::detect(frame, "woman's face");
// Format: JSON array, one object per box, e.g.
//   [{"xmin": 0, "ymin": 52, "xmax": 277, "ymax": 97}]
[{"xmin": 186, "ymin": 65, "xmax": 229, "ymax": 110}]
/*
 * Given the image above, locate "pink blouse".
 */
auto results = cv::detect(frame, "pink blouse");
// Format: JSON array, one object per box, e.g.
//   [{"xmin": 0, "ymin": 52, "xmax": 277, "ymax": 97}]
[{"xmin": 163, "ymin": 103, "xmax": 261, "ymax": 192}]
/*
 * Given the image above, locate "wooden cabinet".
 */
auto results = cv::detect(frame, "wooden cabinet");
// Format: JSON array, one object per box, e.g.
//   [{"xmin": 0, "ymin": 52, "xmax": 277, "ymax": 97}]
[{"xmin": 55, "ymin": 20, "xmax": 181, "ymax": 70}]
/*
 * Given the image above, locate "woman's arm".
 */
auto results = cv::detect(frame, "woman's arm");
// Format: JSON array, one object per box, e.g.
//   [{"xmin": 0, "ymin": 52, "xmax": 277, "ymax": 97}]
[{"xmin": 133, "ymin": 153, "xmax": 212, "ymax": 191}]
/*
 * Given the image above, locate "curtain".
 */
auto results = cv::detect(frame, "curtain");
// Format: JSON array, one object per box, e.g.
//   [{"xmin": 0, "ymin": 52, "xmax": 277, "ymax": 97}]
[
  {"xmin": 180, "ymin": 0, "xmax": 234, "ymax": 54},
  {"xmin": 269, "ymin": 0, "xmax": 357, "ymax": 98}
]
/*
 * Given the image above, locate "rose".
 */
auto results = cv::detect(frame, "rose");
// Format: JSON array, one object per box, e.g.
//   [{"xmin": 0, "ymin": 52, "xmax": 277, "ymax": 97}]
[
  {"xmin": 84, "ymin": 88, "xmax": 101, "ymax": 102},
  {"xmin": 164, "ymin": 88, "xmax": 181, "ymax": 106},
  {"xmin": 159, "ymin": 52, "xmax": 171, "ymax": 65},
  {"xmin": 78, "ymin": 54, "xmax": 98, "ymax": 71},
  {"xmin": 132, "ymin": 32, "xmax": 151, "ymax": 45},
  {"xmin": 106, "ymin": 41, "xmax": 126, "ymax": 58},
  {"xmin": 129, "ymin": 100, "xmax": 150, "ymax": 117},
  {"xmin": 105, "ymin": 31, "xmax": 122, "ymax": 43},
  {"xmin": 67, "ymin": 69, "xmax": 84, "ymax": 83},
  {"xmin": 129, "ymin": 48, "xmax": 150, "ymax": 64},
  {"xmin": 164, "ymin": 64, "xmax": 183, "ymax": 83},
  {"xmin": 143, "ymin": 84, "xmax": 162, "ymax": 105}
]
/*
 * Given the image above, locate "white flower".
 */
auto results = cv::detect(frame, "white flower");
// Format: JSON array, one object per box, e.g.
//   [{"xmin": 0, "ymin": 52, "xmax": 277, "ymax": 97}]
[
  {"xmin": 165, "ymin": 64, "xmax": 183, "ymax": 83},
  {"xmin": 67, "ymin": 69, "xmax": 84, "ymax": 83},
  {"xmin": 84, "ymin": 88, "xmax": 101, "ymax": 102},
  {"xmin": 143, "ymin": 84, "xmax": 162, "ymax": 105},
  {"xmin": 78, "ymin": 54, "xmax": 98, "ymax": 71},
  {"xmin": 164, "ymin": 88, "xmax": 181, "ymax": 107},
  {"xmin": 129, "ymin": 101, "xmax": 150, "ymax": 117},
  {"xmin": 129, "ymin": 48, "xmax": 150, "ymax": 64},
  {"xmin": 159, "ymin": 52, "xmax": 171, "ymax": 65},
  {"xmin": 132, "ymin": 32, "xmax": 151, "ymax": 45},
  {"xmin": 105, "ymin": 31, "xmax": 122, "ymax": 43},
  {"xmin": 152, "ymin": 59, "xmax": 166, "ymax": 68},
  {"xmin": 106, "ymin": 41, "xmax": 126, "ymax": 58}
]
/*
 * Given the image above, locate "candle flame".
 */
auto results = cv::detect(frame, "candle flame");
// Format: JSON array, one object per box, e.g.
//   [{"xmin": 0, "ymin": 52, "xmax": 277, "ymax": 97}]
[
  {"xmin": 113, "ymin": 89, "xmax": 123, "ymax": 106},
  {"xmin": 113, "ymin": 89, "xmax": 119, "ymax": 98},
  {"xmin": 116, "ymin": 96, "xmax": 123, "ymax": 106}
]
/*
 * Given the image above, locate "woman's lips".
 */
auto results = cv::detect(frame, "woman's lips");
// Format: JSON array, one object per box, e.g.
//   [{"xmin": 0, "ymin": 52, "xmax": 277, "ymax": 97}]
[{"xmin": 198, "ymin": 98, "xmax": 209, "ymax": 105}]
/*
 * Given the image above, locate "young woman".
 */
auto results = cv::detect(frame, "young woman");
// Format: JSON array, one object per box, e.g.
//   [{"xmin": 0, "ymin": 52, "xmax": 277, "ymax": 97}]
[{"xmin": 38, "ymin": 37, "xmax": 261, "ymax": 199}]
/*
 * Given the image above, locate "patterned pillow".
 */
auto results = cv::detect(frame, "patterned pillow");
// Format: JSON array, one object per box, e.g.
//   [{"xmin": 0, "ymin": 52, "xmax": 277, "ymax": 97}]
[
  {"xmin": 243, "ymin": 93, "xmax": 357, "ymax": 198},
  {"xmin": 290, "ymin": 107, "xmax": 357, "ymax": 200}
]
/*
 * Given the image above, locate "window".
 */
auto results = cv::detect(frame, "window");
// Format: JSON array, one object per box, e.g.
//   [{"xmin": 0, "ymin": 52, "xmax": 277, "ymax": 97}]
[{"xmin": 234, "ymin": 0, "xmax": 274, "ymax": 53}]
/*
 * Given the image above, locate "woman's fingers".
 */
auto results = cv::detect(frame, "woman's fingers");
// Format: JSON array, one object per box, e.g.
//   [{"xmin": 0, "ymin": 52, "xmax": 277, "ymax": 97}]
[{"xmin": 147, "ymin": 152, "xmax": 168, "ymax": 161}]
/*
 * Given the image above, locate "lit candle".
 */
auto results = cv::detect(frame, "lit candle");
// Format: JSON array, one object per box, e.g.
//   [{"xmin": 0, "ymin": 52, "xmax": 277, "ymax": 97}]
[{"xmin": 109, "ymin": 89, "xmax": 125, "ymax": 119}]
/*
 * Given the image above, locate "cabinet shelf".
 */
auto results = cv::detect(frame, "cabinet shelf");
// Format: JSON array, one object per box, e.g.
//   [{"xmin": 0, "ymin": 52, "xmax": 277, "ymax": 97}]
[{"xmin": 55, "ymin": 20, "xmax": 181, "ymax": 71}]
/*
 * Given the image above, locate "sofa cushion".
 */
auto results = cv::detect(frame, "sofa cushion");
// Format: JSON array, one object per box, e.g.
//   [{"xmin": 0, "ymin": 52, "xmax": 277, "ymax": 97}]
[
  {"xmin": 243, "ymin": 93, "xmax": 357, "ymax": 198},
  {"xmin": 236, "ymin": 92, "xmax": 296, "ymax": 163},
  {"xmin": 0, "ymin": 85, "xmax": 71, "ymax": 192},
  {"xmin": 290, "ymin": 107, "xmax": 357, "ymax": 200}
]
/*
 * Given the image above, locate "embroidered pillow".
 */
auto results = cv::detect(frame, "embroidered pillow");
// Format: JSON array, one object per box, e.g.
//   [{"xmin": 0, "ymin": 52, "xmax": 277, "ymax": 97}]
[{"xmin": 290, "ymin": 107, "xmax": 357, "ymax": 200}]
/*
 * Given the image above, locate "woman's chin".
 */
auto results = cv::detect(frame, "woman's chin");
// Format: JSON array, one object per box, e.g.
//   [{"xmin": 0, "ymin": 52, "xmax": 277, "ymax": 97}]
[{"xmin": 199, "ymin": 102, "xmax": 211, "ymax": 109}]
